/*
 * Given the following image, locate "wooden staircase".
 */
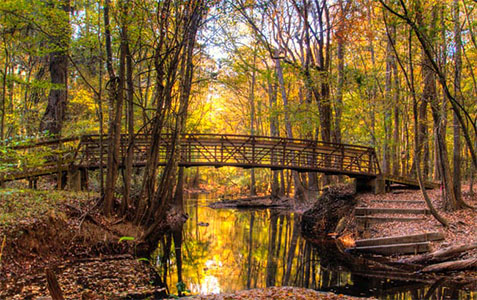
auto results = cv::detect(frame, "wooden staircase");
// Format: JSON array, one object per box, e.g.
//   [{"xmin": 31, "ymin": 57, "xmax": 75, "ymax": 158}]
[
  {"xmin": 353, "ymin": 195, "xmax": 445, "ymax": 256},
  {"xmin": 352, "ymin": 232, "xmax": 444, "ymax": 255}
]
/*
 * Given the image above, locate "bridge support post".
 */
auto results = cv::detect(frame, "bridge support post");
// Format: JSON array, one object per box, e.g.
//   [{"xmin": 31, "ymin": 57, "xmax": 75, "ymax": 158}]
[
  {"xmin": 67, "ymin": 168, "xmax": 87, "ymax": 191},
  {"xmin": 355, "ymin": 176, "xmax": 385, "ymax": 194}
]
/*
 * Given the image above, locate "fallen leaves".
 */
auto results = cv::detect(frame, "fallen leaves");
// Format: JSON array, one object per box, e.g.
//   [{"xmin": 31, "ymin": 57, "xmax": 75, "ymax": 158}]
[
  {"xmin": 355, "ymin": 186, "xmax": 477, "ymax": 261},
  {"xmin": 186, "ymin": 286, "xmax": 375, "ymax": 300},
  {"xmin": 2, "ymin": 257, "xmax": 164, "ymax": 299}
]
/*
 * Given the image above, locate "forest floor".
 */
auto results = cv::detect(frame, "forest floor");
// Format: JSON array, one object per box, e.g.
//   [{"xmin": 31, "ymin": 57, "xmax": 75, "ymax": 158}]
[
  {"xmin": 185, "ymin": 286, "xmax": 373, "ymax": 299},
  {"xmin": 0, "ymin": 188, "xmax": 165, "ymax": 299},
  {"xmin": 354, "ymin": 185, "xmax": 477, "ymax": 261}
]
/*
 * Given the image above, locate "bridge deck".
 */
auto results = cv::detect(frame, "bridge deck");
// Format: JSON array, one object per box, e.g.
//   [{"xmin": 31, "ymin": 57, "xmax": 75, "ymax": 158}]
[{"xmin": 0, "ymin": 133, "xmax": 437, "ymax": 189}]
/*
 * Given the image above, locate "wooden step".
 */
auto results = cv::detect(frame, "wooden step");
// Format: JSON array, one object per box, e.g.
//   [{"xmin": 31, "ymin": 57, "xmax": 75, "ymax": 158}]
[
  {"xmin": 356, "ymin": 216, "xmax": 426, "ymax": 224},
  {"xmin": 355, "ymin": 232, "xmax": 444, "ymax": 247},
  {"xmin": 355, "ymin": 207, "xmax": 430, "ymax": 215},
  {"xmin": 370, "ymin": 199, "xmax": 425, "ymax": 205},
  {"xmin": 353, "ymin": 242, "xmax": 431, "ymax": 255}
]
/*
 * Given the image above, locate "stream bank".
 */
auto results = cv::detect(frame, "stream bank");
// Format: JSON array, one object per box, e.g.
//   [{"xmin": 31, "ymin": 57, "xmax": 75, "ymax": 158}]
[{"xmin": 0, "ymin": 189, "xmax": 166, "ymax": 299}]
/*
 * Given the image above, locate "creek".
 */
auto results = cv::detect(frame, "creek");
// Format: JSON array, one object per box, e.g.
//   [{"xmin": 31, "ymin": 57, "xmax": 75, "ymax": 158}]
[{"xmin": 157, "ymin": 192, "xmax": 476, "ymax": 299}]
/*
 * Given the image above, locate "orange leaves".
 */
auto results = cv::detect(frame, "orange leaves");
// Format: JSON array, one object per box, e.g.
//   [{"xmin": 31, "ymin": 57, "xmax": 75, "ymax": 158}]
[{"xmin": 188, "ymin": 286, "xmax": 372, "ymax": 300}]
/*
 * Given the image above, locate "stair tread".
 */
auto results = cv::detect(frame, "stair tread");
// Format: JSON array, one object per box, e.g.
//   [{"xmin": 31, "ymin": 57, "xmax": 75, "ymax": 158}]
[{"xmin": 355, "ymin": 232, "xmax": 444, "ymax": 247}]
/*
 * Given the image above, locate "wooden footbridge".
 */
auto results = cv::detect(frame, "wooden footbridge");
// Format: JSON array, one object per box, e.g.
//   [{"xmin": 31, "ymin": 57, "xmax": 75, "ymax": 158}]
[{"xmin": 0, "ymin": 133, "xmax": 437, "ymax": 191}]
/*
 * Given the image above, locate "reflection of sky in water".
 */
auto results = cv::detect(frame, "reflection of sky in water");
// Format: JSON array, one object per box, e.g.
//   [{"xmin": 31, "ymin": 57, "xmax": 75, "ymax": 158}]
[
  {"xmin": 190, "ymin": 275, "xmax": 220, "ymax": 295},
  {"xmin": 190, "ymin": 260, "xmax": 222, "ymax": 294},
  {"xmin": 161, "ymin": 193, "xmax": 477, "ymax": 299}
]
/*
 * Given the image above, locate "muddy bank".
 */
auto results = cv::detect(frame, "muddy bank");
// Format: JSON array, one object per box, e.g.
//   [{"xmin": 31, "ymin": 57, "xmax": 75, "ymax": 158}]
[
  {"xmin": 208, "ymin": 194, "xmax": 293, "ymax": 209},
  {"xmin": 301, "ymin": 185, "xmax": 356, "ymax": 239}
]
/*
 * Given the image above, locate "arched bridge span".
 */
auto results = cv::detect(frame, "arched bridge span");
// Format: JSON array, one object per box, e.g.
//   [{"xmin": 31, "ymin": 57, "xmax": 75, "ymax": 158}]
[
  {"xmin": 79, "ymin": 134, "xmax": 380, "ymax": 177},
  {"xmin": 0, "ymin": 133, "xmax": 437, "ymax": 189}
]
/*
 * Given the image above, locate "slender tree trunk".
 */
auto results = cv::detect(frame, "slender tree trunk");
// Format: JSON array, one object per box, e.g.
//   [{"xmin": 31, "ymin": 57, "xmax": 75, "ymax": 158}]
[
  {"xmin": 122, "ymin": 0, "xmax": 134, "ymax": 216},
  {"xmin": 335, "ymin": 37, "xmax": 344, "ymax": 145},
  {"xmin": 103, "ymin": 0, "xmax": 124, "ymax": 216},
  {"xmin": 452, "ymin": 0, "xmax": 463, "ymax": 205},
  {"xmin": 274, "ymin": 56, "xmax": 307, "ymax": 203},
  {"xmin": 268, "ymin": 75, "xmax": 282, "ymax": 199},
  {"xmin": 97, "ymin": 9, "xmax": 105, "ymax": 195},
  {"xmin": 250, "ymin": 50, "xmax": 257, "ymax": 196},
  {"xmin": 383, "ymin": 23, "xmax": 394, "ymax": 174},
  {"xmin": 1, "ymin": 43, "xmax": 7, "ymax": 140}
]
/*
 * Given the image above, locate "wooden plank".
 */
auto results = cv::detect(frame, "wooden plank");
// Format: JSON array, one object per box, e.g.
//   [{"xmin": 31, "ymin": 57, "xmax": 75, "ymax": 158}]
[
  {"xmin": 370, "ymin": 199, "xmax": 425, "ymax": 204},
  {"xmin": 355, "ymin": 207, "xmax": 430, "ymax": 215},
  {"xmin": 356, "ymin": 216, "xmax": 426, "ymax": 223},
  {"xmin": 353, "ymin": 242, "xmax": 430, "ymax": 255},
  {"xmin": 355, "ymin": 232, "xmax": 444, "ymax": 247}
]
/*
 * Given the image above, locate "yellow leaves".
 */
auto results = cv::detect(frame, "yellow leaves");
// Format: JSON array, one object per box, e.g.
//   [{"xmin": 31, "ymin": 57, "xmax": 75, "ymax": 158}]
[{"xmin": 70, "ymin": 89, "xmax": 96, "ymax": 111}]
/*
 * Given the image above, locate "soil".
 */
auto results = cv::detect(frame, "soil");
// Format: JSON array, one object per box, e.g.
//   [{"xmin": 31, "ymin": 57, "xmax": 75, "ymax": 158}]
[{"xmin": 301, "ymin": 185, "xmax": 356, "ymax": 238}]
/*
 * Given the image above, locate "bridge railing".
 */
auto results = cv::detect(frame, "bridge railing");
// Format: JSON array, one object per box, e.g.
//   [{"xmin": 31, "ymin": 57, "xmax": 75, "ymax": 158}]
[
  {"xmin": 77, "ymin": 133, "xmax": 381, "ymax": 177},
  {"xmin": 0, "ymin": 137, "xmax": 81, "ymax": 181}
]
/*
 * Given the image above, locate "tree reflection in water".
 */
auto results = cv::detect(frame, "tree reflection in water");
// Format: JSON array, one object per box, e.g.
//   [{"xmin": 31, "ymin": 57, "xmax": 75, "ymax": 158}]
[{"xmin": 155, "ymin": 193, "xmax": 476, "ymax": 299}]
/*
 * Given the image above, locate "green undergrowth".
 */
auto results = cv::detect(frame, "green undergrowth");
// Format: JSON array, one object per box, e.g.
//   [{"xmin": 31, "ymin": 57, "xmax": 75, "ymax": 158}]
[{"xmin": 0, "ymin": 188, "xmax": 96, "ymax": 230}]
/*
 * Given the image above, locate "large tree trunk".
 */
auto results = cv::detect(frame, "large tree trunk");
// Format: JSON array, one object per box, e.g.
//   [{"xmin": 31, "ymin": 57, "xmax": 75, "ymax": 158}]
[{"xmin": 39, "ymin": 0, "xmax": 70, "ymax": 136}]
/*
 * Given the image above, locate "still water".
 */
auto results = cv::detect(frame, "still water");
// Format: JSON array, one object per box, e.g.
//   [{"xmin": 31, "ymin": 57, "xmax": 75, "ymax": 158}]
[{"xmin": 158, "ymin": 193, "xmax": 476, "ymax": 299}]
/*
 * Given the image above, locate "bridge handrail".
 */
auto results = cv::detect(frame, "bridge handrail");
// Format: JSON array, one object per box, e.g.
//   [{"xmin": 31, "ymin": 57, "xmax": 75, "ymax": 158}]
[
  {"xmin": 79, "ymin": 133, "xmax": 377, "ymax": 152},
  {"xmin": 4, "ymin": 136, "xmax": 81, "ymax": 150}
]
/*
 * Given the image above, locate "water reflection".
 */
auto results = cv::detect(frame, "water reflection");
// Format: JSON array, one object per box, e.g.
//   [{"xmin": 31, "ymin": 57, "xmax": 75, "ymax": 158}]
[{"xmin": 156, "ymin": 193, "xmax": 477, "ymax": 299}]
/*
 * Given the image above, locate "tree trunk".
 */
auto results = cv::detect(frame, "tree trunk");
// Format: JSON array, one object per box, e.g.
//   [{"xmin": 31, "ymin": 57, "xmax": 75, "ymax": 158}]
[
  {"xmin": 103, "ymin": 0, "xmax": 124, "ymax": 216},
  {"xmin": 335, "ymin": 35, "xmax": 344, "ymax": 145},
  {"xmin": 267, "ymin": 75, "xmax": 282, "ymax": 199},
  {"xmin": 452, "ymin": 0, "xmax": 463, "ymax": 206},
  {"xmin": 122, "ymin": 0, "xmax": 134, "ymax": 216},
  {"xmin": 39, "ymin": 0, "xmax": 70, "ymax": 136},
  {"xmin": 250, "ymin": 49, "xmax": 257, "ymax": 196},
  {"xmin": 274, "ymin": 56, "xmax": 307, "ymax": 203},
  {"xmin": 1, "ymin": 42, "xmax": 8, "ymax": 140},
  {"xmin": 383, "ymin": 23, "xmax": 394, "ymax": 174}
]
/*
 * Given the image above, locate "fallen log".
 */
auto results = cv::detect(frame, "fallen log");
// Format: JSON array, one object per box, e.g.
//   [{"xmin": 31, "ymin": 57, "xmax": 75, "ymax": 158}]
[
  {"xmin": 420, "ymin": 258, "xmax": 477, "ymax": 273},
  {"xmin": 402, "ymin": 243, "xmax": 477, "ymax": 264}
]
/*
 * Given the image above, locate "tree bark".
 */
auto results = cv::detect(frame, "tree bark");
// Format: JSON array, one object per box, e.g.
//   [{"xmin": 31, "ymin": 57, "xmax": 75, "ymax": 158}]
[
  {"xmin": 452, "ymin": 0, "xmax": 463, "ymax": 206},
  {"xmin": 274, "ymin": 56, "xmax": 307, "ymax": 203},
  {"xmin": 421, "ymin": 258, "xmax": 477, "ymax": 273},
  {"xmin": 39, "ymin": 0, "xmax": 70, "ymax": 136},
  {"xmin": 103, "ymin": 0, "xmax": 124, "ymax": 216},
  {"xmin": 122, "ymin": 0, "xmax": 134, "ymax": 216}
]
